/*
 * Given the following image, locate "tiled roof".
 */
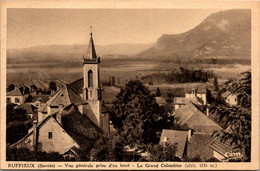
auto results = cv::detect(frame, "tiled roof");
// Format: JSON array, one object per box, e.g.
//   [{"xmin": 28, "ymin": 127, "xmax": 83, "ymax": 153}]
[
  {"xmin": 174, "ymin": 97, "xmax": 202, "ymax": 105},
  {"xmin": 173, "ymin": 103, "xmax": 222, "ymax": 133},
  {"xmin": 60, "ymin": 104, "xmax": 102, "ymax": 150},
  {"xmin": 7, "ymin": 88, "xmax": 23, "ymax": 96},
  {"xmin": 68, "ymin": 78, "xmax": 83, "ymax": 94},
  {"xmin": 159, "ymin": 129, "xmax": 188, "ymax": 158},
  {"xmin": 209, "ymin": 138, "xmax": 234, "ymax": 158},
  {"xmin": 187, "ymin": 133, "xmax": 214, "ymax": 161},
  {"xmin": 46, "ymin": 85, "xmax": 86, "ymax": 107}
]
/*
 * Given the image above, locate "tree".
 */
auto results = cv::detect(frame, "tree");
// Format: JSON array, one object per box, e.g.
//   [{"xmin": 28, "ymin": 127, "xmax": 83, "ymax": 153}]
[
  {"xmin": 145, "ymin": 143, "xmax": 180, "ymax": 161},
  {"xmin": 212, "ymin": 71, "xmax": 251, "ymax": 161},
  {"xmin": 110, "ymin": 80, "xmax": 173, "ymax": 148},
  {"xmin": 89, "ymin": 136, "xmax": 124, "ymax": 161},
  {"xmin": 155, "ymin": 87, "xmax": 161, "ymax": 97},
  {"xmin": 7, "ymin": 84, "xmax": 15, "ymax": 92},
  {"xmin": 213, "ymin": 76, "xmax": 219, "ymax": 92},
  {"xmin": 49, "ymin": 81, "xmax": 57, "ymax": 91}
]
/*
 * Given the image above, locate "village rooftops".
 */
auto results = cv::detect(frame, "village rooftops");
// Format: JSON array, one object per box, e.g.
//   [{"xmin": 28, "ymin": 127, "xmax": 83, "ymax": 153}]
[
  {"xmin": 46, "ymin": 84, "xmax": 87, "ymax": 107},
  {"xmin": 174, "ymin": 97, "xmax": 202, "ymax": 106},
  {"xmin": 7, "ymin": 87, "xmax": 23, "ymax": 96},
  {"xmin": 173, "ymin": 102, "xmax": 222, "ymax": 133},
  {"xmin": 160, "ymin": 129, "xmax": 188, "ymax": 158}
]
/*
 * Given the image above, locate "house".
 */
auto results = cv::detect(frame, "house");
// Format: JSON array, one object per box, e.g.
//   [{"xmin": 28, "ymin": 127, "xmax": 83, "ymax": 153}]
[
  {"xmin": 185, "ymin": 86, "xmax": 207, "ymax": 105},
  {"xmin": 174, "ymin": 97, "xmax": 203, "ymax": 110},
  {"xmin": 11, "ymin": 104, "xmax": 102, "ymax": 159},
  {"xmin": 6, "ymin": 87, "xmax": 27, "ymax": 105},
  {"xmin": 155, "ymin": 96, "xmax": 166, "ymax": 106},
  {"xmin": 221, "ymin": 91, "xmax": 238, "ymax": 106},
  {"xmin": 174, "ymin": 86, "xmax": 208, "ymax": 110},
  {"xmin": 173, "ymin": 102, "xmax": 222, "ymax": 134},
  {"xmin": 159, "ymin": 129, "xmax": 189, "ymax": 159},
  {"xmin": 209, "ymin": 137, "xmax": 243, "ymax": 161}
]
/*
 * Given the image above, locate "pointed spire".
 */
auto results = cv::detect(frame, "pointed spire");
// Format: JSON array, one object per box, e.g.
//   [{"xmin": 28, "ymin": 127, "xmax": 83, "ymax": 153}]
[{"xmin": 84, "ymin": 26, "xmax": 97, "ymax": 59}]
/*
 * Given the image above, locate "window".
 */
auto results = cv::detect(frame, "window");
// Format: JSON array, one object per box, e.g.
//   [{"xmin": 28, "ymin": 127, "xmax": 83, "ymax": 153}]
[
  {"xmin": 15, "ymin": 98, "xmax": 20, "ymax": 103},
  {"xmin": 7, "ymin": 98, "xmax": 11, "ymax": 102},
  {"xmin": 88, "ymin": 70, "xmax": 93, "ymax": 87},
  {"xmin": 48, "ymin": 132, "xmax": 53, "ymax": 139}
]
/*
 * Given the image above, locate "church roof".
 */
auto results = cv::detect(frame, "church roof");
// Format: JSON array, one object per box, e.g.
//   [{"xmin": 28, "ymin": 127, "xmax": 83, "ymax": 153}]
[
  {"xmin": 84, "ymin": 32, "xmax": 97, "ymax": 60},
  {"xmin": 7, "ymin": 87, "xmax": 23, "ymax": 96},
  {"xmin": 46, "ymin": 84, "xmax": 86, "ymax": 107},
  {"xmin": 173, "ymin": 103, "xmax": 222, "ymax": 133},
  {"xmin": 58, "ymin": 104, "xmax": 103, "ymax": 150}
]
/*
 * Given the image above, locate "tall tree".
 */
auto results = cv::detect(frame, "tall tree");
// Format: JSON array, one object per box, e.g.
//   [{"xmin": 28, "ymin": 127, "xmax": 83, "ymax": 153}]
[
  {"xmin": 212, "ymin": 71, "xmax": 251, "ymax": 161},
  {"xmin": 155, "ymin": 87, "xmax": 161, "ymax": 97},
  {"xmin": 110, "ymin": 80, "xmax": 173, "ymax": 149}
]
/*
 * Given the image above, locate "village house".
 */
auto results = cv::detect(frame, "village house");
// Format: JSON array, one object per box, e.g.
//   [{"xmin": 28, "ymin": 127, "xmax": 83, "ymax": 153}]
[
  {"xmin": 11, "ymin": 31, "xmax": 110, "ymax": 156},
  {"xmin": 221, "ymin": 91, "xmax": 238, "ymax": 106},
  {"xmin": 165, "ymin": 102, "xmax": 223, "ymax": 161},
  {"xmin": 174, "ymin": 86, "xmax": 208, "ymax": 110},
  {"xmin": 11, "ymin": 104, "xmax": 102, "ymax": 159},
  {"xmin": 6, "ymin": 87, "xmax": 28, "ymax": 105}
]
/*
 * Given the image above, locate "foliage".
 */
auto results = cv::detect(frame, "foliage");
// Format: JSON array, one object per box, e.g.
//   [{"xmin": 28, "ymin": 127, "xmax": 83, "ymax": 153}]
[
  {"xmin": 212, "ymin": 71, "xmax": 251, "ymax": 161},
  {"xmin": 6, "ymin": 147, "xmax": 64, "ymax": 161},
  {"xmin": 110, "ymin": 80, "xmax": 173, "ymax": 148},
  {"xmin": 89, "ymin": 136, "xmax": 124, "ymax": 161},
  {"xmin": 141, "ymin": 67, "xmax": 214, "ymax": 84},
  {"xmin": 145, "ymin": 143, "xmax": 181, "ymax": 161},
  {"xmin": 7, "ymin": 84, "xmax": 15, "ymax": 92},
  {"xmin": 6, "ymin": 104, "xmax": 28, "ymax": 124},
  {"xmin": 155, "ymin": 87, "xmax": 161, "ymax": 97},
  {"xmin": 49, "ymin": 81, "xmax": 57, "ymax": 91},
  {"xmin": 213, "ymin": 76, "xmax": 219, "ymax": 91}
]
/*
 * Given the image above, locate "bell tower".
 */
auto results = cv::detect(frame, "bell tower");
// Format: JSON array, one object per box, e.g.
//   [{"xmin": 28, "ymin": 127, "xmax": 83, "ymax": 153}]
[
  {"xmin": 83, "ymin": 30, "xmax": 101, "ymax": 101},
  {"xmin": 83, "ymin": 29, "xmax": 102, "ymax": 128}
]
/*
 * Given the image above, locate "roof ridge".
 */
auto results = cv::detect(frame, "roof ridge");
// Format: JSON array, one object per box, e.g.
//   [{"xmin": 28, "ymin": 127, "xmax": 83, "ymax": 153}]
[{"xmin": 48, "ymin": 88, "xmax": 63, "ymax": 106}]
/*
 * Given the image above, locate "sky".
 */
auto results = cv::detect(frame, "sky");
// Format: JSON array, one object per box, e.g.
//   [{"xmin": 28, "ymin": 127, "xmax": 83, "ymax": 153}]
[{"xmin": 7, "ymin": 9, "xmax": 223, "ymax": 49}]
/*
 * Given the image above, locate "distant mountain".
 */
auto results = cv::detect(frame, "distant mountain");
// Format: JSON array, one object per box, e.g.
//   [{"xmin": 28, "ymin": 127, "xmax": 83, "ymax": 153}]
[
  {"xmin": 7, "ymin": 43, "xmax": 153, "ymax": 63},
  {"xmin": 138, "ymin": 9, "xmax": 251, "ymax": 59}
]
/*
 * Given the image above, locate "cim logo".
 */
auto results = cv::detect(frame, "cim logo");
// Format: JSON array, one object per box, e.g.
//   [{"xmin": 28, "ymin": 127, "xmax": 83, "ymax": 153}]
[{"xmin": 225, "ymin": 152, "xmax": 242, "ymax": 158}]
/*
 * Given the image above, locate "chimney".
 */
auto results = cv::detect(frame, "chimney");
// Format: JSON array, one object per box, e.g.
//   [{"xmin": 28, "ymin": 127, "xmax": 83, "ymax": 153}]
[
  {"xmin": 57, "ymin": 104, "xmax": 64, "ymax": 125},
  {"xmin": 206, "ymin": 104, "xmax": 210, "ymax": 117},
  {"xmin": 187, "ymin": 129, "xmax": 192, "ymax": 142},
  {"xmin": 32, "ymin": 120, "xmax": 38, "ymax": 151}
]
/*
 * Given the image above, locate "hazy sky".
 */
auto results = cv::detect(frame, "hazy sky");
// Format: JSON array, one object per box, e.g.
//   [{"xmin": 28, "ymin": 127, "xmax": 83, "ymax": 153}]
[{"xmin": 7, "ymin": 9, "xmax": 223, "ymax": 49}]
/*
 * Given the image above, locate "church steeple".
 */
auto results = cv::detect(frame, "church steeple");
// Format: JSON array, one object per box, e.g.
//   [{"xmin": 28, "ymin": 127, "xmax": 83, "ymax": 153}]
[{"xmin": 83, "ymin": 27, "xmax": 99, "ymax": 61}]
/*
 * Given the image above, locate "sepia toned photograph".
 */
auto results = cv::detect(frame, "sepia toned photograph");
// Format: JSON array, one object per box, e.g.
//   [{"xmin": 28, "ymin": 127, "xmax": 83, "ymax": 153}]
[{"xmin": 1, "ymin": 1, "xmax": 259, "ymax": 170}]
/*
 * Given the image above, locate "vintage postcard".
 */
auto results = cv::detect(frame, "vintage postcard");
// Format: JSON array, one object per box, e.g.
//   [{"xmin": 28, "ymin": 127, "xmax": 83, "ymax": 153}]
[{"xmin": 1, "ymin": 0, "xmax": 259, "ymax": 170}]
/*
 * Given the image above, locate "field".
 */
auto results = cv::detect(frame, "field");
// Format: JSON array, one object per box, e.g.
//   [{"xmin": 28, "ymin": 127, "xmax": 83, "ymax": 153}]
[{"xmin": 7, "ymin": 58, "xmax": 251, "ymax": 99}]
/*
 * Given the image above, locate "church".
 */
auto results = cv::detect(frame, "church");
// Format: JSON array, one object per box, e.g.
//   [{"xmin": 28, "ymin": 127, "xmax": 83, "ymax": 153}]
[{"xmin": 11, "ymin": 31, "xmax": 110, "ymax": 158}]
